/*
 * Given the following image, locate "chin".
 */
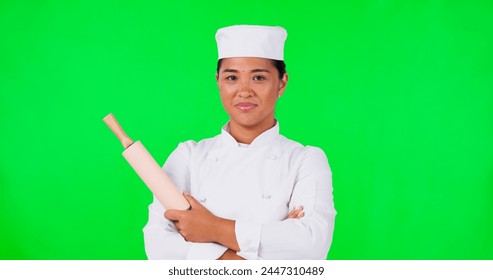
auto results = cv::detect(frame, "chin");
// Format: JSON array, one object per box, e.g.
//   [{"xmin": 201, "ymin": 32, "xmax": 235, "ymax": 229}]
[
  {"xmin": 230, "ymin": 115, "xmax": 260, "ymax": 128},
  {"xmin": 233, "ymin": 115, "xmax": 276, "ymax": 130},
  {"xmin": 236, "ymin": 120, "xmax": 260, "ymax": 129}
]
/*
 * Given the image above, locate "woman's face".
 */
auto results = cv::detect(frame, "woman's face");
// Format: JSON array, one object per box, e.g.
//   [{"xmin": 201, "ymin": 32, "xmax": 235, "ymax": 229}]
[{"xmin": 216, "ymin": 57, "xmax": 288, "ymax": 130}]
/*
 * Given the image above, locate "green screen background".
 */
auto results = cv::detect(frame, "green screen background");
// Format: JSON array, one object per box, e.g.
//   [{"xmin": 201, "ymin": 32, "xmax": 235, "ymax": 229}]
[{"xmin": 1, "ymin": 0, "xmax": 492, "ymax": 259}]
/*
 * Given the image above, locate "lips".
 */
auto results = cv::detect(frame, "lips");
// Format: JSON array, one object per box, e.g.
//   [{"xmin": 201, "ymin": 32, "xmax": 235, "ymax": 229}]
[{"xmin": 235, "ymin": 102, "xmax": 257, "ymax": 112}]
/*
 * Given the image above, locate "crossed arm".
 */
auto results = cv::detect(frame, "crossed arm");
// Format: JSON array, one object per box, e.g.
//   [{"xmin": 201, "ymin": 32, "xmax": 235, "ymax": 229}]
[
  {"xmin": 165, "ymin": 193, "xmax": 305, "ymax": 260},
  {"xmin": 143, "ymin": 143, "xmax": 335, "ymax": 260}
]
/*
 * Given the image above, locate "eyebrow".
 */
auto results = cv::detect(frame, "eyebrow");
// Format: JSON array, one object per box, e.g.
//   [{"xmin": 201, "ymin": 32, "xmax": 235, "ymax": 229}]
[{"xmin": 221, "ymin": 68, "xmax": 271, "ymax": 73}]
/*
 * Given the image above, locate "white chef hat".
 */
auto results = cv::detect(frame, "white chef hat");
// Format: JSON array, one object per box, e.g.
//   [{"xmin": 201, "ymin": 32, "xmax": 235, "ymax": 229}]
[{"xmin": 215, "ymin": 25, "xmax": 287, "ymax": 60}]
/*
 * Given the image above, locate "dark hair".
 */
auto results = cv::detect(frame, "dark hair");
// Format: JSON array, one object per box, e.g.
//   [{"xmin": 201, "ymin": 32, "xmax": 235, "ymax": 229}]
[{"xmin": 216, "ymin": 59, "xmax": 286, "ymax": 79}]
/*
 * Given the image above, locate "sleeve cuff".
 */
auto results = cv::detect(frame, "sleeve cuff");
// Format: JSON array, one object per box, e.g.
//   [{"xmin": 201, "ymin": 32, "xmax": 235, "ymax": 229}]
[
  {"xmin": 186, "ymin": 243, "xmax": 228, "ymax": 260},
  {"xmin": 235, "ymin": 220, "xmax": 262, "ymax": 260}
]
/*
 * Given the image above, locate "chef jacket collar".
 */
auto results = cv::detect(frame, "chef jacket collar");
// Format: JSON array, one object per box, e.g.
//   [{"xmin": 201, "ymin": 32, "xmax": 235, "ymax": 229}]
[{"xmin": 220, "ymin": 120, "xmax": 280, "ymax": 148}]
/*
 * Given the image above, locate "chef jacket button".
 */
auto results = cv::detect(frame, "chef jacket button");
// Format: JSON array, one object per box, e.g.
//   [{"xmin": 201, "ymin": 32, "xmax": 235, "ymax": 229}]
[
  {"xmin": 208, "ymin": 156, "xmax": 218, "ymax": 162},
  {"xmin": 199, "ymin": 198, "xmax": 207, "ymax": 203},
  {"xmin": 269, "ymin": 154, "xmax": 277, "ymax": 160},
  {"xmin": 262, "ymin": 195, "xmax": 271, "ymax": 199}
]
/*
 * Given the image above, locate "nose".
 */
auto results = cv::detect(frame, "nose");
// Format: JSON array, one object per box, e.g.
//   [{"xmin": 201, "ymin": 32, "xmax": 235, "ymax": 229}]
[{"xmin": 237, "ymin": 82, "xmax": 254, "ymax": 98}]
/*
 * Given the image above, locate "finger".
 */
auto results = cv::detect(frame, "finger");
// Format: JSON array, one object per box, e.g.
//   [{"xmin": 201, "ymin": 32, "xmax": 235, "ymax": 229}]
[
  {"xmin": 164, "ymin": 209, "xmax": 183, "ymax": 221},
  {"xmin": 288, "ymin": 206, "xmax": 305, "ymax": 219},
  {"xmin": 296, "ymin": 206, "xmax": 305, "ymax": 219},
  {"xmin": 183, "ymin": 193, "xmax": 202, "ymax": 209},
  {"xmin": 180, "ymin": 230, "xmax": 189, "ymax": 241},
  {"xmin": 286, "ymin": 213, "xmax": 296, "ymax": 219},
  {"xmin": 290, "ymin": 206, "xmax": 302, "ymax": 215},
  {"xmin": 174, "ymin": 221, "xmax": 182, "ymax": 230},
  {"xmin": 287, "ymin": 207, "xmax": 297, "ymax": 216},
  {"xmin": 287, "ymin": 210, "xmax": 300, "ymax": 219},
  {"xmin": 286, "ymin": 207, "xmax": 300, "ymax": 219}
]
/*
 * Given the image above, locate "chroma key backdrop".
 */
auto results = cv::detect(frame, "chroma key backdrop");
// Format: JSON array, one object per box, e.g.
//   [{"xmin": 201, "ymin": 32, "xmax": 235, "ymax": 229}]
[{"xmin": 0, "ymin": 0, "xmax": 492, "ymax": 259}]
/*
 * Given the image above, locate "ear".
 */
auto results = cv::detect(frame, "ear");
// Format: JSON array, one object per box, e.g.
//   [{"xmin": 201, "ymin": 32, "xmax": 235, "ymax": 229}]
[{"xmin": 277, "ymin": 73, "xmax": 288, "ymax": 97}]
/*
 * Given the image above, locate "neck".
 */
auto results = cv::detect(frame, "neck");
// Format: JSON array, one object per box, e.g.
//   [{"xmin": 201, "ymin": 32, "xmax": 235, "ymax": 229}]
[{"xmin": 229, "ymin": 118, "xmax": 276, "ymax": 144}]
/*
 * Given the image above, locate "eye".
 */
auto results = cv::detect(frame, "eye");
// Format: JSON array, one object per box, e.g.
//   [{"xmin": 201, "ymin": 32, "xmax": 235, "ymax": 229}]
[
  {"xmin": 226, "ymin": 75, "xmax": 237, "ymax": 81},
  {"xmin": 253, "ymin": 75, "xmax": 266, "ymax": 81}
]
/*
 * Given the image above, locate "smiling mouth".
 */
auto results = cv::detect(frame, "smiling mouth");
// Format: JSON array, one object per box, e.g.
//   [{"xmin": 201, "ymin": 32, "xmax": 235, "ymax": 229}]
[{"xmin": 235, "ymin": 102, "xmax": 257, "ymax": 112}]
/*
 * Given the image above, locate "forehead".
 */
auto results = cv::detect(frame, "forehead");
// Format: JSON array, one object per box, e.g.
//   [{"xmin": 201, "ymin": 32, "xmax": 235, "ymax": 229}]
[{"xmin": 219, "ymin": 57, "xmax": 274, "ymax": 71}]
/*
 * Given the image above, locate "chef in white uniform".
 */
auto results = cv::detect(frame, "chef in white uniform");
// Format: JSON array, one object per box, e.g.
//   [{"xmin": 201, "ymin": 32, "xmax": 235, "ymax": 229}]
[{"xmin": 143, "ymin": 25, "xmax": 336, "ymax": 260}]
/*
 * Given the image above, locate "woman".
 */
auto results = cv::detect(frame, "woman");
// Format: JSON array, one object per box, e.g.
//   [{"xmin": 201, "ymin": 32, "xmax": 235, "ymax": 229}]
[{"xmin": 143, "ymin": 25, "xmax": 336, "ymax": 260}]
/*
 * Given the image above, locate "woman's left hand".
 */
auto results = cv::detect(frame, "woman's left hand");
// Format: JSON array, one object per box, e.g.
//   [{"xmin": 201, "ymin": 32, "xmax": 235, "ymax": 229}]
[
  {"xmin": 285, "ymin": 206, "xmax": 304, "ymax": 219},
  {"xmin": 164, "ymin": 193, "xmax": 221, "ymax": 243}
]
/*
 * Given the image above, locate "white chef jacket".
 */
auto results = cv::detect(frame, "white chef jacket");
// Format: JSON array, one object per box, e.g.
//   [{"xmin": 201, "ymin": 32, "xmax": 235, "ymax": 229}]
[{"xmin": 142, "ymin": 120, "xmax": 336, "ymax": 260}]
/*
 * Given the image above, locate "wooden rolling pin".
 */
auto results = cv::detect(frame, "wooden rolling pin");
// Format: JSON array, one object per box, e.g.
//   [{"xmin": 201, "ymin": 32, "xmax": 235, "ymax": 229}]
[{"xmin": 103, "ymin": 113, "xmax": 190, "ymax": 210}]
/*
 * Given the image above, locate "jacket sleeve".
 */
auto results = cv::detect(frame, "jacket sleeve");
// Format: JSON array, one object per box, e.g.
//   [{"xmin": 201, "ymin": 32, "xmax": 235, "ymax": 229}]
[
  {"xmin": 235, "ymin": 146, "xmax": 337, "ymax": 260},
  {"xmin": 142, "ymin": 141, "xmax": 228, "ymax": 260}
]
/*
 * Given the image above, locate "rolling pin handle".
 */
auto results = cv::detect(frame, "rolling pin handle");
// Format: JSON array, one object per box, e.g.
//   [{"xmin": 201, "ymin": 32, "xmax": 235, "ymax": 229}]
[{"xmin": 103, "ymin": 113, "xmax": 134, "ymax": 149}]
